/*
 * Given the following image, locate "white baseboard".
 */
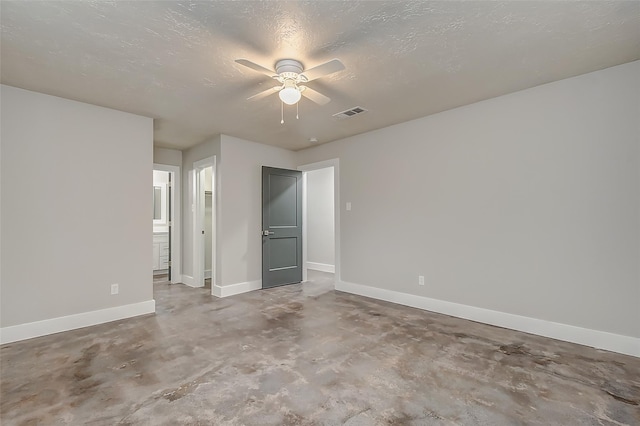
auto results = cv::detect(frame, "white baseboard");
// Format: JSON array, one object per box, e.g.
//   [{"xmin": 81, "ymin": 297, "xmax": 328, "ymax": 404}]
[
  {"xmin": 0, "ymin": 300, "xmax": 156, "ymax": 345},
  {"xmin": 204, "ymin": 269, "xmax": 212, "ymax": 279},
  {"xmin": 306, "ymin": 262, "xmax": 335, "ymax": 273},
  {"xmin": 181, "ymin": 274, "xmax": 203, "ymax": 288},
  {"xmin": 213, "ymin": 279, "xmax": 262, "ymax": 298},
  {"xmin": 336, "ymin": 280, "xmax": 640, "ymax": 358}
]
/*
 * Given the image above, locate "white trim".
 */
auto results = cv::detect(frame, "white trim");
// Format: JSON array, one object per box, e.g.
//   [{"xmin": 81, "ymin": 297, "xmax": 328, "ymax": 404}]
[
  {"xmin": 301, "ymin": 172, "xmax": 308, "ymax": 283},
  {"xmin": 0, "ymin": 300, "xmax": 156, "ymax": 344},
  {"xmin": 192, "ymin": 156, "xmax": 217, "ymax": 293},
  {"xmin": 336, "ymin": 280, "xmax": 640, "ymax": 358},
  {"xmin": 181, "ymin": 274, "xmax": 202, "ymax": 288},
  {"xmin": 204, "ymin": 269, "xmax": 212, "ymax": 279},
  {"xmin": 153, "ymin": 163, "xmax": 181, "ymax": 284},
  {"xmin": 298, "ymin": 159, "xmax": 340, "ymax": 287},
  {"xmin": 213, "ymin": 280, "xmax": 262, "ymax": 298},
  {"xmin": 306, "ymin": 262, "xmax": 335, "ymax": 273}
]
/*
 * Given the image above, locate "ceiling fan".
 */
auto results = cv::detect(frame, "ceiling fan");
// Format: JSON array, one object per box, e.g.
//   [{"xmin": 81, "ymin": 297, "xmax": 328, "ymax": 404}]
[{"xmin": 235, "ymin": 58, "xmax": 345, "ymax": 106}]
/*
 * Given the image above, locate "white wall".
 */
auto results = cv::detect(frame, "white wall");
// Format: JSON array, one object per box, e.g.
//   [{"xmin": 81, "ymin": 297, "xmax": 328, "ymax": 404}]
[
  {"xmin": 306, "ymin": 167, "xmax": 335, "ymax": 270},
  {"xmin": 0, "ymin": 85, "xmax": 154, "ymax": 333},
  {"xmin": 295, "ymin": 61, "xmax": 640, "ymax": 342},
  {"xmin": 218, "ymin": 135, "xmax": 296, "ymax": 288},
  {"xmin": 154, "ymin": 147, "xmax": 182, "ymax": 167}
]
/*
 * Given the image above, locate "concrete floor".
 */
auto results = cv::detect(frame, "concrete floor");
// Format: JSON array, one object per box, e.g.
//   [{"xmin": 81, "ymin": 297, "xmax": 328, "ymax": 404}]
[{"xmin": 1, "ymin": 271, "xmax": 639, "ymax": 425}]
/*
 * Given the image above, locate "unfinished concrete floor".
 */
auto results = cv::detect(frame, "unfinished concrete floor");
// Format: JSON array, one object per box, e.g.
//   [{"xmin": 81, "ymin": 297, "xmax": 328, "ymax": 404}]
[{"xmin": 1, "ymin": 271, "xmax": 639, "ymax": 425}]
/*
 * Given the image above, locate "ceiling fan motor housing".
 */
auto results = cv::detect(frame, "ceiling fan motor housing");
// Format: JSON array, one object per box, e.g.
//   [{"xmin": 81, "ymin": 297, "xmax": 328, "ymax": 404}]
[{"xmin": 275, "ymin": 59, "xmax": 306, "ymax": 82}]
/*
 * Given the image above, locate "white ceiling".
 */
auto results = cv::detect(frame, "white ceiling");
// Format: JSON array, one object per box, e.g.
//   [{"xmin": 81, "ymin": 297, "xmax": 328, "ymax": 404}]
[{"xmin": 1, "ymin": 1, "xmax": 639, "ymax": 151}]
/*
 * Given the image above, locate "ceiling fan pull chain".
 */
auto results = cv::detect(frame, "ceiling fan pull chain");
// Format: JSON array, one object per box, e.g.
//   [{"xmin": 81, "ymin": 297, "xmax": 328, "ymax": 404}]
[
  {"xmin": 281, "ymin": 101, "xmax": 284, "ymax": 124},
  {"xmin": 296, "ymin": 102, "xmax": 299, "ymax": 120}
]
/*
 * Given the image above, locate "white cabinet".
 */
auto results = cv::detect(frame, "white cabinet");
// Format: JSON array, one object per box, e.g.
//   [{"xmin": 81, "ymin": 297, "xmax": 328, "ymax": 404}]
[
  {"xmin": 153, "ymin": 233, "xmax": 169, "ymax": 272},
  {"xmin": 152, "ymin": 243, "xmax": 160, "ymax": 270}
]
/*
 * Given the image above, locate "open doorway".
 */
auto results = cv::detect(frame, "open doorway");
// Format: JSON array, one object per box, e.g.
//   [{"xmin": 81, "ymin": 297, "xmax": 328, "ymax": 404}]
[
  {"xmin": 192, "ymin": 156, "xmax": 216, "ymax": 293},
  {"xmin": 299, "ymin": 159, "xmax": 340, "ymax": 285},
  {"xmin": 203, "ymin": 167, "xmax": 213, "ymax": 288},
  {"xmin": 153, "ymin": 164, "xmax": 181, "ymax": 283}
]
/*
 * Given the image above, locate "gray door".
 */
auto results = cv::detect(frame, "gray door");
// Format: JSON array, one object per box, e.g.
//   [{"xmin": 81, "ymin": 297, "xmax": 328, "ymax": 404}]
[{"xmin": 262, "ymin": 166, "xmax": 303, "ymax": 288}]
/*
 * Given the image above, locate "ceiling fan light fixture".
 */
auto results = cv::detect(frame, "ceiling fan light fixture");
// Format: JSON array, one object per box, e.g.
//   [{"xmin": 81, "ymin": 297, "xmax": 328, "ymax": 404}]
[
  {"xmin": 279, "ymin": 85, "xmax": 301, "ymax": 105},
  {"xmin": 237, "ymin": 57, "xmax": 344, "ymax": 108}
]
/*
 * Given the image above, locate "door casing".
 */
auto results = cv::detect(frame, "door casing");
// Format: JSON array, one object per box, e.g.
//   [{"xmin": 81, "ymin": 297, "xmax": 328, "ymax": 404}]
[
  {"xmin": 153, "ymin": 163, "xmax": 181, "ymax": 284},
  {"xmin": 192, "ymin": 156, "xmax": 216, "ymax": 292},
  {"xmin": 298, "ymin": 159, "xmax": 340, "ymax": 284}
]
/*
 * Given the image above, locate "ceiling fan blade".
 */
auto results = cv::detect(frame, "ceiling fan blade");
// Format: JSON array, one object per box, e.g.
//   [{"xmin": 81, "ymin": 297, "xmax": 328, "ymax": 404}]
[
  {"xmin": 300, "ymin": 86, "xmax": 331, "ymax": 105},
  {"xmin": 235, "ymin": 59, "xmax": 277, "ymax": 78},
  {"xmin": 300, "ymin": 59, "xmax": 345, "ymax": 82},
  {"xmin": 247, "ymin": 85, "xmax": 281, "ymax": 100}
]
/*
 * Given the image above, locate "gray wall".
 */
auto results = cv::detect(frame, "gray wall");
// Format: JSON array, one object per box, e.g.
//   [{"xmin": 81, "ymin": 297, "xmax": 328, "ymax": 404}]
[
  {"xmin": 218, "ymin": 135, "xmax": 296, "ymax": 286},
  {"xmin": 295, "ymin": 61, "xmax": 640, "ymax": 338},
  {"xmin": 177, "ymin": 134, "xmax": 295, "ymax": 288},
  {"xmin": 306, "ymin": 167, "xmax": 335, "ymax": 267},
  {"xmin": 0, "ymin": 85, "xmax": 153, "ymax": 327}
]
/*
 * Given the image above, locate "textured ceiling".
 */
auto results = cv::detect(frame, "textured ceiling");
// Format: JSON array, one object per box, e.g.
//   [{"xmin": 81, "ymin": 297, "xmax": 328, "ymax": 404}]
[{"xmin": 1, "ymin": 1, "xmax": 639, "ymax": 151}]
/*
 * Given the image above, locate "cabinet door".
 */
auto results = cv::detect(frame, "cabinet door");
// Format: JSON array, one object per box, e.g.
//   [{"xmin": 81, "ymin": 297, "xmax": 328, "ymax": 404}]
[
  {"xmin": 153, "ymin": 243, "xmax": 160, "ymax": 270},
  {"xmin": 159, "ymin": 242, "xmax": 169, "ymax": 269}
]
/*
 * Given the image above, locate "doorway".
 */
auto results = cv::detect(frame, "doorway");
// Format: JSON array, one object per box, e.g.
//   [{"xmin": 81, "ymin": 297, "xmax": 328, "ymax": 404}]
[
  {"xmin": 153, "ymin": 164, "xmax": 181, "ymax": 283},
  {"xmin": 262, "ymin": 166, "xmax": 304, "ymax": 288},
  {"xmin": 298, "ymin": 159, "xmax": 340, "ymax": 285},
  {"xmin": 192, "ymin": 156, "xmax": 216, "ymax": 293}
]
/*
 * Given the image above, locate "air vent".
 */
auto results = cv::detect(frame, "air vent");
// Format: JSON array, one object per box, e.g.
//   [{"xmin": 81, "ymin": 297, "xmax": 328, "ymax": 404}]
[{"xmin": 333, "ymin": 106, "xmax": 368, "ymax": 120}]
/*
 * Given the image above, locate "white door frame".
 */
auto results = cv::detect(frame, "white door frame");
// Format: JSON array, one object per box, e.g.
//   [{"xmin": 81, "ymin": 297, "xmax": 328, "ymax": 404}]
[
  {"xmin": 298, "ymin": 158, "xmax": 340, "ymax": 284},
  {"xmin": 193, "ymin": 156, "xmax": 217, "ymax": 291},
  {"xmin": 153, "ymin": 163, "xmax": 182, "ymax": 284}
]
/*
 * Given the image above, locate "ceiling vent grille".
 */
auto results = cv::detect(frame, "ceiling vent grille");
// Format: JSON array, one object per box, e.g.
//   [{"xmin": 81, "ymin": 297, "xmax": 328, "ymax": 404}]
[{"xmin": 333, "ymin": 106, "xmax": 368, "ymax": 120}]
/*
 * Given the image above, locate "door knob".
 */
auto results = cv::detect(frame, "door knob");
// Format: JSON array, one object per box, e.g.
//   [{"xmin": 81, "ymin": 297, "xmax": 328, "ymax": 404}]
[{"xmin": 262, "ymin": 230, "xmax": 275, "ymax": 236}]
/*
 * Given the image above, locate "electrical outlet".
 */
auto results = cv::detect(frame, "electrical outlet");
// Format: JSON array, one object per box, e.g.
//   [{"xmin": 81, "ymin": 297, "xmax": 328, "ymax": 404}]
[
  {"xmin": 346, "ymin": 202, "xmax": 352, "ymax": 211},
  {"xmin": 111, "ymin": 283, "xmax": 119, "ymax": 295},
  {"xmin": 418, "ymin": 275, "xmax": 425, "ymax": 286}
]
